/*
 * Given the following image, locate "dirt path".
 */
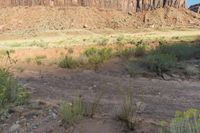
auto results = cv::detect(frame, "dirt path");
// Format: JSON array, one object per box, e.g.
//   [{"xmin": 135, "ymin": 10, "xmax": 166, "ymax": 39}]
[{"xmin": 15, "ymin": 66, "xmax": 200, "ymax": 120}]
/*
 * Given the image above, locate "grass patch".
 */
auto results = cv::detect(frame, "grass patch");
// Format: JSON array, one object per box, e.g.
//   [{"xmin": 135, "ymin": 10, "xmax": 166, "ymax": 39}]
[
  {"xmin": 118, "ymin": 91, "xmax": 143, "ymax": 131},
  {"xmin": 59, "ymin": 56, "xmax": 79, "ymax": 69},
  {"xmin": 84, "ymin": 47, "xmax": 113, "ymax": 68},
  {"xmin": 96, "ymin": 36, "xmax": 109, "ymax": 46},
  {"xmin": 0, "ymin": 68, "xmax": 28, "ymax": 109},
  {"xmin": 60, "ymin": 96, "xmax": 85, "ymax": 125},
  {"xmin": 116, "ymin": 35, "xmax": 126, "ymax": 45}
]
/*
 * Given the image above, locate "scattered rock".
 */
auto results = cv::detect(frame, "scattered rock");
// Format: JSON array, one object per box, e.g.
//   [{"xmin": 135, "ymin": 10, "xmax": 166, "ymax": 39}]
[
  {"xmin": 136, "ymin": 101, "xmax": 146, "ymax": 113},
  {"xmin": 83, "ymin": 24, "xmax": 88, "ymax": 28},
  {"xmin": 171, "ymin": 74, "xmax": 180, "ymax": 78},
  {"xmin": 9, "ymin": 123, "xmax": 20, "ymax": 133},
  {"xmin": 128, "ymin": 12, "xmax": 133, "ymax": 16},
  {"xmin": 162, "ymin": 73, "xmax": 172, "ymax": 80}
]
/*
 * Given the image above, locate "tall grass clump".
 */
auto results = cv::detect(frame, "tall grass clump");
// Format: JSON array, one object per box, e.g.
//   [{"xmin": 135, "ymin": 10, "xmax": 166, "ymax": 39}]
[
  {"xmin": 135, "ymin": 40, "xmax": 147, "ymax": 57},
  {"xmin": 118, "ymin": 92, "xmax": 143, "ymax": 131},
  {"xmin": 60, "ymin": 96, "xmax": 85, "ymax": 125},
  {"xmin": 145, "ymin": 53, "xmax": 177, "ymax": 74},
  {"xmin": 160, "ymin": 108, "xmax": 200, "ymax": 133},
  {"xmin": 59, "ymin": 56, "xmax": 79, "ymax": 69},
  {"xmin": 0, "ymin": 68, "xmax": 28, "ymax": 109}
]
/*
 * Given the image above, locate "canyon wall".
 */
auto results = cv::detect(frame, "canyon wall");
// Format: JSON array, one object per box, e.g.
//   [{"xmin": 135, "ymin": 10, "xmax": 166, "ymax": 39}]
[{"xmin": 0, "ymin": 0, "xmax": 187, "ymax": 12}]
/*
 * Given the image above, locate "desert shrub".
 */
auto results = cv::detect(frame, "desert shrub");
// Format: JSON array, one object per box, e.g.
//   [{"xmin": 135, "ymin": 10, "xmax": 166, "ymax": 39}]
[
  {"xmin": 184, "ymin": 65, "xmax": 199, "ymax": 76},
  {"xmin": 96, "ymin": 37, "xmax": 109, "ymax": 46},
  {"xmin": 160, "ymin": 108, "xmax": 200, "ymax": 133},
  {"xmin": 59, "ymin": 56, "xmax": 79, "ymax": 69},
  {"xmin": 0, "ymin": 68, "xmax": 28, "ymax": 108},
  {"xmin": 156, "ymin": 44, "xmax": 200, "ymax": 61},
  {"xmin": 60, "ymin": 97, "xmax": 85, "ymax": 125},
  {"xmin": 145, "ymin": 53, "xmax": 177, "ymax": 74},
  {"xmin": 84, "ymin": 47, "xmax": 113, "ymax": 66}
]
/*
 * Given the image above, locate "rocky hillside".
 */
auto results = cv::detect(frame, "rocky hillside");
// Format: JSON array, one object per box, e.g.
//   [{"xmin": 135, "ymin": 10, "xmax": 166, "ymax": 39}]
[
  {"xmin": 189, "ymin": 3, "xmax": 200, "ymax": 14},
  {"xmin": 0, "ymin": 0, "xmax": 186, "ymax": 13},
  {"xmin": 0, "ymin": 6, "xmax": 199, "ymax": 33}
]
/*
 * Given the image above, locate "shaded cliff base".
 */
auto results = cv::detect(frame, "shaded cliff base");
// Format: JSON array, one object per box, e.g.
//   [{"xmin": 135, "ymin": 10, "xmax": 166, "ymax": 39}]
[{"xmin": 0, "ymin": 6, "xmax": 200, "ymax": 33}]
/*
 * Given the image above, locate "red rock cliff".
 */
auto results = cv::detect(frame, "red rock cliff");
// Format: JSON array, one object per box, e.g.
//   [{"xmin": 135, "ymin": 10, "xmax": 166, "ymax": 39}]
[{"xmin": 0, "ymin": 0, "xmax": 187, "ymax": 12}]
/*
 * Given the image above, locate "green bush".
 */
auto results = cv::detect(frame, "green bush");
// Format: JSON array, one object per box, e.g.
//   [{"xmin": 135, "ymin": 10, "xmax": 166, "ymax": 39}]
[
  {"xmin": 60, "ymin": 97, "xmax": 85, "ymax": 125},
  {"xmin": 84, "ymin": 48, "xmax": 113, "ymax": 66},
  {"xmin": 59, "ymin": 56, "xmax": 79, "ymax": 69},
  {"xmin": 160, "ymin": 108, "xmax": 200, "ymax": 133},
  {"xmin": 0, "ymin": 69, "xmax": 28, "ymax": 108},
  {"xmin": 145, "ymin": 53, "xmax": 177, "ymax": 74},
  {"xmin": 156, "ymin": 44, "xmax": 200, "ymax": 61}
]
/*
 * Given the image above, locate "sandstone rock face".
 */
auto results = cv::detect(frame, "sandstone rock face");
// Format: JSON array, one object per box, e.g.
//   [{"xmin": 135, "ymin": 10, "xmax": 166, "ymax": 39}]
[
  {"xmin": 189, "ymin": 3, "xmax": 200, "ymax": 14},
  {"xmin": 0, "ymin": 0, "xmax": 187, "ymax": 12}
]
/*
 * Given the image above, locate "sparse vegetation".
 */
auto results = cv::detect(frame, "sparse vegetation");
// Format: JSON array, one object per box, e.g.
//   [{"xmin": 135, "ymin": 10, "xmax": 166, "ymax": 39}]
[
  {"xmin": 84, "ymin": 47, "xmax": 113, "ymax": 68},
  {"xmin": 184, "ymin": 65, "xmax": 199, "ymax": 76},
  {"xmin": 34, "ymin": 55, "xmax": 47, "ymax": 65},
  {"xmin": 145, "ymin": 53, "xmax": 177, "ymax": 74},
  {"xmin": 118, "ymin": 92, "xmax": 139, "ymax": 131},
  {"xmin": 87, "ymin": 92, "xmax": 104, "ymax": 118},
  {"xmin": 0, "ymin": 68, "xmax": 28, "ymax": 109},
  {"xmin": 135, "ymin": 41, "xmax": 147, "ymax": 57},
  {"xmin": 60, "ymin": 96, "xmax": 85, "ymax": 125},
  {"xmin": 59, "ymin": 56, "xmax": 79, "ymax": 69},
  {"xmin": 160, "ymin": 108, "xmax": 200, "ymax": 133},
  {"xmin": 96, "ymin": 36, "xmax": 109, "ymax": 46},
  {"xmin": 156, "ymin": 44, "xmax": 200, "ymax": 61},
  {"xmin": 116, "ymin": 47, "xmax": 135, "ymax": 58},
  {"xmin": 116, "ymin": 35, "xmax": 126, "ymax": 45}
]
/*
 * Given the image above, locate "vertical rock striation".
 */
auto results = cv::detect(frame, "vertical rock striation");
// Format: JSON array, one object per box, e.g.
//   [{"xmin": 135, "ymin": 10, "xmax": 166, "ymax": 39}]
[{"xmin": 0, "ymin": 0, "xmax": 187, "ymax": 13}]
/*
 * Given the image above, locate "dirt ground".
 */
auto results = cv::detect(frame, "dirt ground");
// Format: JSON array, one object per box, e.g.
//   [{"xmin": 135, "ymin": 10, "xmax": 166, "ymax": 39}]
[
  {"xmin": 0, "ymin": 53, "xmax": 199, "ymax": 133},
  {"xmin": 0, "ymin": 6, "xmax": 200, "ymax": 132}
]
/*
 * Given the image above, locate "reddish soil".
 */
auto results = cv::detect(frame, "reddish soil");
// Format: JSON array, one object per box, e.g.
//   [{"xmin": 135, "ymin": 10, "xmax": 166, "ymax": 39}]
[{"xmin": 0, "ymin": 6, "xmax": 200, "ymax": 34}]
